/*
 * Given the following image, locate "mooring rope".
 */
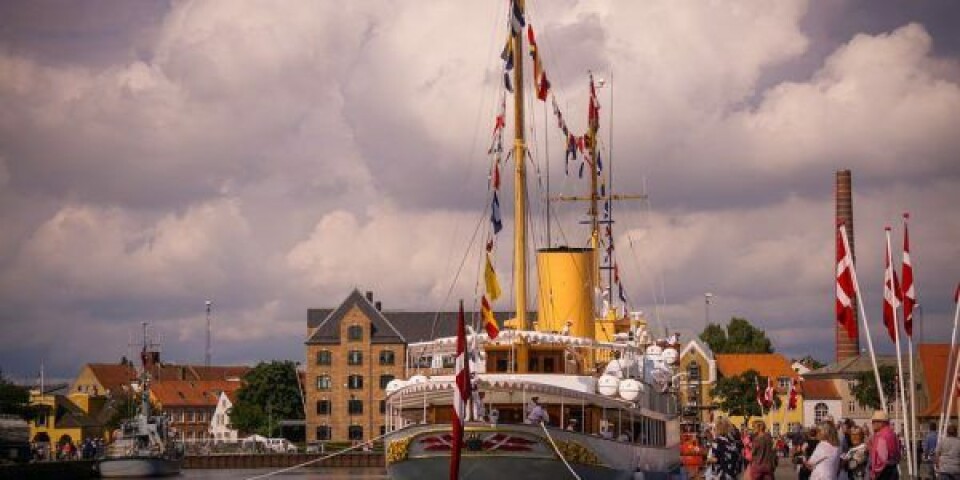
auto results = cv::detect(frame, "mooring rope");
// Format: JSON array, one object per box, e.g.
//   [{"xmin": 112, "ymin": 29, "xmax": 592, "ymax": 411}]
[
  {"xmin": 539, "ymin": 422, "xmax": 581, "ymax": 480},
  {"xmin": 243, "ymin": 432, "xmax": 392, "ymax": 480}
]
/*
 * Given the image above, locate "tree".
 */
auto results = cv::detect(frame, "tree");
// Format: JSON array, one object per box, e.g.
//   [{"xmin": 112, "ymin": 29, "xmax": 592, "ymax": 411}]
[
  {"xmin": 711, "ymin": 369, "xmax": 781, "ymax": 424},
  {"xmin": 850, "ymin": 366, "xmax": 897, "ymax": 411},
  {"xmin": 794, "ymin": 355, "xmax": 826, "ymax": 371},
  {"xmin": 228, "ymin": 361, "xmax": 303, "ymax": 437},
  {"xmin": 699, "ymin": 317, "xmax": 773, "ymax": 354},
  {"xmin": 0, "ymin": 369, "xmax": 35, "ymax": 419}
]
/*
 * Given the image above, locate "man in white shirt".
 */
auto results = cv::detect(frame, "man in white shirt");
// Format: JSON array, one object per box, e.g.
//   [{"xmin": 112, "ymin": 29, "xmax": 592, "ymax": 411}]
[{"xmin": 527, "ymin": 397, "xmax": 549, "ymax": 425}]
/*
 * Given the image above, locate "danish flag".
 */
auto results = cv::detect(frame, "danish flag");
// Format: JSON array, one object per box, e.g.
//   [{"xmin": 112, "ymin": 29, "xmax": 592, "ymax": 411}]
[
  {"xmin": 450, "ymin": 300, "xmax": 470, "ymax": 480},
  {"xmin": 882, "ymin": 228, "xmax": 902, "ymax": 343},
  {"xmin": 836, "ymin": 223, "xmax": 857, "ymax": 340},
  {"xmin": 901, "ymin": 214, "xmax": 915, "ymax": 338}
]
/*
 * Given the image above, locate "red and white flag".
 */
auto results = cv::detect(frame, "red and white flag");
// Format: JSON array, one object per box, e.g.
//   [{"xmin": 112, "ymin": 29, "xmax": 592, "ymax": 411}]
[
  {"xmin": 763, "ymin": 377, "xmax": 775, "ymax": 408},
  {"xmin": 450, "ymin": 300, "xmax": 470, "ymax": 480},
  {"xmin": 755, "ymin": 376, "xmax": 763, "ymax": 409},
  {"xmin": 788, "ymin": 378, "xmax": 800, "ymax": 410},
  {"xmin": 901, "ymin": 214, "xmax": 915, "ymax": 338},
  {"xmin": 883, "ymin": 228, "xmax": 902, "ymax": 343},
  {"xmin": 836, "ymin": 223, "xmax": 858, "ymax": 340}
]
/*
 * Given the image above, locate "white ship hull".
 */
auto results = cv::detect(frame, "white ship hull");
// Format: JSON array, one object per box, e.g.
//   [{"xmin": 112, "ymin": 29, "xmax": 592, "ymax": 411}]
[
  {"xmin": 97, "ymin": 456, "xmax": 182, "ymax": 478},
  {"xmin": 385, "ymin": 423, "xmax": 682, "ymax": 480}
]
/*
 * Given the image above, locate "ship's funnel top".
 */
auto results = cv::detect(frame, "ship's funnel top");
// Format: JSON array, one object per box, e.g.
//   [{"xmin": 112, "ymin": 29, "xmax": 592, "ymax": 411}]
[{"xmin": 536, "ymin": 247, "xmax": 595, "ymax": 337}]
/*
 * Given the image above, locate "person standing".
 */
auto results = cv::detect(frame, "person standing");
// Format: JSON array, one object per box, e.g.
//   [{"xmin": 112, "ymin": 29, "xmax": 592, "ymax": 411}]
[
  {"xmin": 842, "ymin": 427, "xmax": 869, "ymax": 480},
  {"xmin": 806, "ymin": 422, "xmax": 841, "ymax": 480},
  {"xmin": 750, "ymin": 420, "xmax": 777, "ymax": 480},
  {"xmin": 526, "ymin": 397, "xmax": 549, "ymax": 425},
  {"xmin": 868, "ymin": 411, "xmax": 901, "ymax": 480},
  {"xmin": 706, "ymin": 418, "xmax": 742, "ymax": 480},
  {"xmin": 798, "ymin": 427, "xmax": 821, "ymax": 480},
  {"xmin": 935, "ymin": 424, "xmax": 960, "ymax": 480}
]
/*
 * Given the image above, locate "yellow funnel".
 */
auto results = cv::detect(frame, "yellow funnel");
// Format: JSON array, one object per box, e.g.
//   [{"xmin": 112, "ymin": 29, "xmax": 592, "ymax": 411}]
[{"xmin": 536, "ymin": 247, "xmax": 595, "ymax": 337}]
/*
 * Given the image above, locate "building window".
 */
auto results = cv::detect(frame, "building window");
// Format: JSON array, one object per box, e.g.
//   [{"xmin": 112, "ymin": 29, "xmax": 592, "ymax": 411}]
[
  {"xmin": 348, "ymin": 399, "xmax": 363, "ymax": 415},
  {"xmin": 348, "ymin": 375, "xmax": 364, "ymax": 390},
  {"xmin": 380, "ymin": 400, "xmax": 386, "ymax": 414},
  {"xmin": 380, "ymin": 425, "xmax": 386, "ymax": 436},
  {"xmin": 316, "ymin": 400, "xmax": 331, "ymax": 415},
  {"xmin": 687, "ymin": 363, "xmax": 701, "ymax": 382},
  {"xmin": 847, "ymin": 400, "xmax": 856, "ymax": 413},
  {"xmin": 778, "ymin": 377, "xmax": 791, "ymax": 390},
  {"xmin": 316, "ymin": 375, "xmax": 332, "ymax": 390},
  {"xmin": 379, "ymin": 350, "xmax": 395, "ymax": 365},
  {"xmin": 814, "ymin": 403, "xmax": 829, "ymax": 424},
  {"xmin": 348, "ymin": 325, "xmax": 363, "ymax": 341},
  {"xmin": 348, "ymin": 350, "xmax": 363, "ymax": 366},
  {"xmin": 316, "ymin": 426, "xmax": 331, "ymax": 441},
  {"xmin": 348, "ymin": 425, "xmax": 363, "ymax": 440},
  {"xmin": 380, "ymin": 374, "xmax": 395, "ymax": 389},
  {"xmin": 316, "ymin": 350, "xmax": 332, "ymax": 365},
  {"xmin": 36, "ymin": 412, "xmax": 47, "ymax": 427}
]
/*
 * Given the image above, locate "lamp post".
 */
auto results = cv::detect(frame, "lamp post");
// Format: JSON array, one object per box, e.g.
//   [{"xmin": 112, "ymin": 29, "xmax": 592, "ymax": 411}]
[{"xmin": 704, "ymin": 293, "xmax": 713, "ymax": 328}]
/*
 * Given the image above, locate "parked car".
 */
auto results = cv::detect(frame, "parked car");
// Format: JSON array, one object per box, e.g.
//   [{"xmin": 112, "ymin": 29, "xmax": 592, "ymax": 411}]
[{"xmin": 265, "ymin": 438, "xmax": 297, "ymax": 453}]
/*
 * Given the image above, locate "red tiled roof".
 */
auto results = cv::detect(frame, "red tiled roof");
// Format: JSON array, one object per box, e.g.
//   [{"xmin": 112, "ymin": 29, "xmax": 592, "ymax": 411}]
[
  {"xmin": 715, "ymin": 353, "xmax": 799, "ymax": 379},
  {"xmin": 801, "ymin": 379, "xmax": 841, "ymax": 400},
  {"xmin": 150, "ymin": 380, "xmax": 244, "ymax": 408},
  {"xmin": 919, "ymin": 344, "xmax": 958, "ymax": 417},
  {"xmin": 86, "ymin": 364, "xmax": 138, "ymax": 393}
]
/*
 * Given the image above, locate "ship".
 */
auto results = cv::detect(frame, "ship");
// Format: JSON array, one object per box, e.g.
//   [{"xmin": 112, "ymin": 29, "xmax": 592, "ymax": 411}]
[
  {"xmin": 97, "ymin": 323, "xmax": 183, "ymax": 477},
  {"xmin": 382, "ymin": 1, "xmax": 682, "ymax": 479}
]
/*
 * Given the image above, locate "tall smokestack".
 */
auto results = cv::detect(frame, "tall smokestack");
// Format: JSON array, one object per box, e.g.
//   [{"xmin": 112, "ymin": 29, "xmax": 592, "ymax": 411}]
[{"xmin": 835, "ymin": 170, "xmax": 860, "ymax": 362}]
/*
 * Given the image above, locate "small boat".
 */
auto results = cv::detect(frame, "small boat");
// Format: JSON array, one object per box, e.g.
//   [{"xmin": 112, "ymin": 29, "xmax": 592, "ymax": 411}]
[{"xmin": 98, "ymin": 323, "xmax": 183, "ymax": 478}]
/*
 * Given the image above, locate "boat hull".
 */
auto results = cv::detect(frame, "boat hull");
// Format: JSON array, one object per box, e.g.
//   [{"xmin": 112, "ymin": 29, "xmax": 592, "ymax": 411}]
[
  {"xmin": 385, "ymin": 424, "xmax": 681, "ymax": 480},
  {"xmin": 97, "ymin": 456, "xmax": 182, "ymax": 478}
]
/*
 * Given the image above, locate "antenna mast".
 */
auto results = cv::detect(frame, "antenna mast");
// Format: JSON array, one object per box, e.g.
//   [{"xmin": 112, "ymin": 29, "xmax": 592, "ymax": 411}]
[{"xmin": 205, "ymin": 300, "xmax": 212, "ymax": 367}]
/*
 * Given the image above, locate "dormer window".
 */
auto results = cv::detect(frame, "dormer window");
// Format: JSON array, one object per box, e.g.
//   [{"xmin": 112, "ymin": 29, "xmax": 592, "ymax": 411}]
[{"xmin": 347, "ymin": 325, "xmax": 363, "ymax": 341}]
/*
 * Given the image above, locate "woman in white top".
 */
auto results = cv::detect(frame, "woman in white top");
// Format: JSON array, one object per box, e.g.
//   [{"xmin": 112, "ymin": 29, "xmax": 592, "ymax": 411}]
[{"xmin": 805, "ymin": 422, "xmax": 841, "ymax": 480}]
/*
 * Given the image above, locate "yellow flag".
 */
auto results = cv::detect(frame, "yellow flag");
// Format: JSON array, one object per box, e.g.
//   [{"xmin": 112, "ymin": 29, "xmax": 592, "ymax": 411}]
[{"xmin": 484, "ymin": 253, "xmax": 502, "ymax": 301}]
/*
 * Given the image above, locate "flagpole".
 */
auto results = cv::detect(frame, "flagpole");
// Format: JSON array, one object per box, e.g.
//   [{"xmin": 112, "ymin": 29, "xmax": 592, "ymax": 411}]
[
  {"xmin": 902, "ymin": 213, "xmax": 919, "ymax": 472},
  {"xmin": 942, "ymin": 290, "xmax": 960, "ymax": 443},
  {"xmin": 841, "ymin": 225, "xmax": 888, "ymax": 410},
  {"xmin": 886, "ymin": 229, "xmax": 914, "ymax": 476},
  {"xmin": 940, "ymin": 285, "xmax": 960, "ymax": 441}
]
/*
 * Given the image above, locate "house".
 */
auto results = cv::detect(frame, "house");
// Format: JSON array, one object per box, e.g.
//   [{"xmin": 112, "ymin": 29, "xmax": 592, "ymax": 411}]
[
  {"xmin": 678, "ymin": 339, "xmax": 717, "ymax": 427},
  {"xmin": 28, "ymin": 389, "xmax": 110, "ymax": 452},
  {"xmin": 800, "ymin": 379, "xmax": 843, "ymax": 428},
  {"xmin": 149, "ymin": 379, "xmax": 244, "ymax": 444},
  {"xmin": 210, "ymin": 390, "xmax": 240, "ymax": 443},
  {"xmin": 803, "ymin": 354, "xmax": 903, "ymax": 430},
  {"xmin": 713, "ymin": 353, "xmax": 802, "ymax": 436},
  {"xmin": 71, "ymin": 362, "xmax": 251, "ymax": 398},
  {"xmin": 916, "ymin": 344, "xmax": 957, "ymax": 424}
]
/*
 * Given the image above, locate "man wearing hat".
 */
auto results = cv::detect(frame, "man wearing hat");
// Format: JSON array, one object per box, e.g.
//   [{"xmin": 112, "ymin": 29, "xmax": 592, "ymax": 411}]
[{"xmin": 867, "ymin": 410, "xmax": 901, "ymax": 480}]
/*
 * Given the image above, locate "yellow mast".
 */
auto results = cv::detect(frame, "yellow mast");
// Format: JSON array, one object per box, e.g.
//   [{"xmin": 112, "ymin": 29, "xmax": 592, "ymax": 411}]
[{"xmin": 512, "ymin": 0, "xmax": 529, "ymax": 373}]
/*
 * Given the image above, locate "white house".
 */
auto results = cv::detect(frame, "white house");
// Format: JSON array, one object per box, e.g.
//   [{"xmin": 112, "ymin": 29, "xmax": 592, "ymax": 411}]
[
  {"xmin": 800, "ymin": 379, "xmax": 842, "ymax": 428},
  {"xmin": 210, "ymin": 390, "xmax": 240, "ymax": 443}
]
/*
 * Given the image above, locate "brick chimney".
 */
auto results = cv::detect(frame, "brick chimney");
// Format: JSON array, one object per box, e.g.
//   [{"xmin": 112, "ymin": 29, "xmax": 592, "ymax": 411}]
[{"xmin": 836, "ymin": 170, "xmax": 861, "ymax": 362}]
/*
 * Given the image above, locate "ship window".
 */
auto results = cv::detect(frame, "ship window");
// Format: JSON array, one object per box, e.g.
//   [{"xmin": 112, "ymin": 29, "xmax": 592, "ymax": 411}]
[
  {"xmin": 348, "ymin": 425, "xmax": 363, "ymax": 440},
  {"xmin": 486, "ymin": 351, "xmax": 514, "ymax": 373},
  {"xmin": 316, "ymin": 400, "xmax": 331, "ymax": 415},
  {"xmin": 316, "ymin": 426, "xmax": 331, "ymax": 441},
  {"xmin": 379, "ymin": 350, "xmax": 396, "ymax": 365},
  {"xmin": 348, "ymin": 350, "xmax": 363, "ymax": 366},
  {"xmin": 316, "ymin": 350, "xmax": 332, "ymax": 365},
  {"xmin": 348, "ymin": 325, "xmax": 363, "ymax": 341}
]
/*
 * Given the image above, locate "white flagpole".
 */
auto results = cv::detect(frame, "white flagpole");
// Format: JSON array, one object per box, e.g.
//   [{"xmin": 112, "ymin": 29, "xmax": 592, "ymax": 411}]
[
  {"xmin": 942, "ymin": 293, "xmax": 960, "ymax": 443},
  {"xmin": 940, "ymin": 287, "xmax": 960, "ymax": 440},
  {"xmin": 907, "ymin": 333, "xmax": 917, "ymax": 471},
  {"xmin": 841, "ymin": 225, "xmax": 887, "ymax": 410},
  {"xmin": 887, "ymin": 229, "xmax": 914, "ymax": 477},
  {"xmin": 902, "ymin": 214, "xmax": 919, "ymax": 472}
]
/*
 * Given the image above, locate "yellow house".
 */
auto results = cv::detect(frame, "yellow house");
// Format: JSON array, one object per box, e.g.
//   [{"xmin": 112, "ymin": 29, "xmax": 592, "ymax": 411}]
[
  {"xmin": 678, "ymin": 339, "xmax": 716, "ymax": 429},
  {"xmin": 29, "ymin": 390, "xmax": 109, "ymax": 450},
  {"xmin": 713, "ymin": 353, "xmax": 803, "ymax": 437}
]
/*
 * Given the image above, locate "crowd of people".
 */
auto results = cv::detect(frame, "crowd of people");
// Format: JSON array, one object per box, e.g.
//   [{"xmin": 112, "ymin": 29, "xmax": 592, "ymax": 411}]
[
  {"xmin": 30, "ymin": 436, "xmax": 105, "ymax": 461},
  {"xmin": 698, "ymin": 410, "xmax": 959, "ymax": 480}
]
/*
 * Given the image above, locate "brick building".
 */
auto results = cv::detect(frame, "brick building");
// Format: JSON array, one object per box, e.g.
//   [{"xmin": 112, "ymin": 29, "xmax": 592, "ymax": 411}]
[
  {"xmin": 305, "ymin": 290, "xmax": 467, "ymax": 444},
  {"xmin": 149, "ymin": 379, "xmax": 244, "ymax": 443}
]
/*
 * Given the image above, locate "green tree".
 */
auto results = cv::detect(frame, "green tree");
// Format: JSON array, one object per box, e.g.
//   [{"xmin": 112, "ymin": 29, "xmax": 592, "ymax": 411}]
[
  {"xmin": 0, "ymin": 369, "xmax": 35, "ymax": 419},
  {"xmin": 850, "ymin": 365, "xmax": 897, "ymax": 411},
  {"xmin": 712, "ymin": 369, "xmax": 781, "ymax": 423},
  {"xmin": 794, "ymin": 355, "xmax": 826, "ymax": 371},
  {"xmin": 698, "ymin": 317, "xmax": 773, "ymax": 354},
  {"xmin": 228, "ymin": 361, "xmax": 304, "ymax": 437}
]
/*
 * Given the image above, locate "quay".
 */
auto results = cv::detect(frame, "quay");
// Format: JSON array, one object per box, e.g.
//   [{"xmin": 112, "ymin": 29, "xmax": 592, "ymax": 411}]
[{"xmin": 184, "ymin": 451, "xmax": 384, "ymax": 469}]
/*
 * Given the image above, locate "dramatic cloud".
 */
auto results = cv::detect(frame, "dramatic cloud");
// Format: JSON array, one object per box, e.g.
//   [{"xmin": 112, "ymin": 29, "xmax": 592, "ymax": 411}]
[{"xmin": 0, "ymin": 0, "xmax": 957, "ymax": 380}]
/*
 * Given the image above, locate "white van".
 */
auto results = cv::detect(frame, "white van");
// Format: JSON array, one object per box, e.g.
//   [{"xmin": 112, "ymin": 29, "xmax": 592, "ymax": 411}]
[{"xmin": 265, "ymin": 438, "xmax": 297, "ymax": 453}]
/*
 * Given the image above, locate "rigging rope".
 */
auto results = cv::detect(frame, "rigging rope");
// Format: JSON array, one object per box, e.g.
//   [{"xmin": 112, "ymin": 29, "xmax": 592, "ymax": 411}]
[
  {"xmin": 539, "ymin": 422, "xmax": 582, "ymax": 480},
  {"xmin": 243, "ymin": 431, "xmax": 391, "ymax": 480}
]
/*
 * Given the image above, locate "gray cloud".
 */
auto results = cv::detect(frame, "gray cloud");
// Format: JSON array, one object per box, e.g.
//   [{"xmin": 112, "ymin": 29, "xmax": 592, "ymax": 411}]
[{"xmin": 0, "ymin": 0, "xmax": 957, "ymax": 380}]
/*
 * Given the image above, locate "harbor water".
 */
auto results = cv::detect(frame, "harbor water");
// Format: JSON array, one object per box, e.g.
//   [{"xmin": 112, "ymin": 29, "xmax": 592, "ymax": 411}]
[{"xmin": 179, "ymin": 467, "xmax": 387, "ymax": 479}]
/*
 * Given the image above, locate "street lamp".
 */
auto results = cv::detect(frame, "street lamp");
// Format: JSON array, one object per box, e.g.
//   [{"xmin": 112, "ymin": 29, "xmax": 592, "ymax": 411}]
[{"xmin": 704, "ymin": 293, "xmax": 713, "ymax": 328}]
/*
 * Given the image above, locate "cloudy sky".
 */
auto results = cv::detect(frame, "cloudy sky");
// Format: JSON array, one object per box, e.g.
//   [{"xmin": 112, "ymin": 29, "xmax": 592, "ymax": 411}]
[{"xmin": 1, "ymin": 0, "xmax": 958, "ymax": 383}]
